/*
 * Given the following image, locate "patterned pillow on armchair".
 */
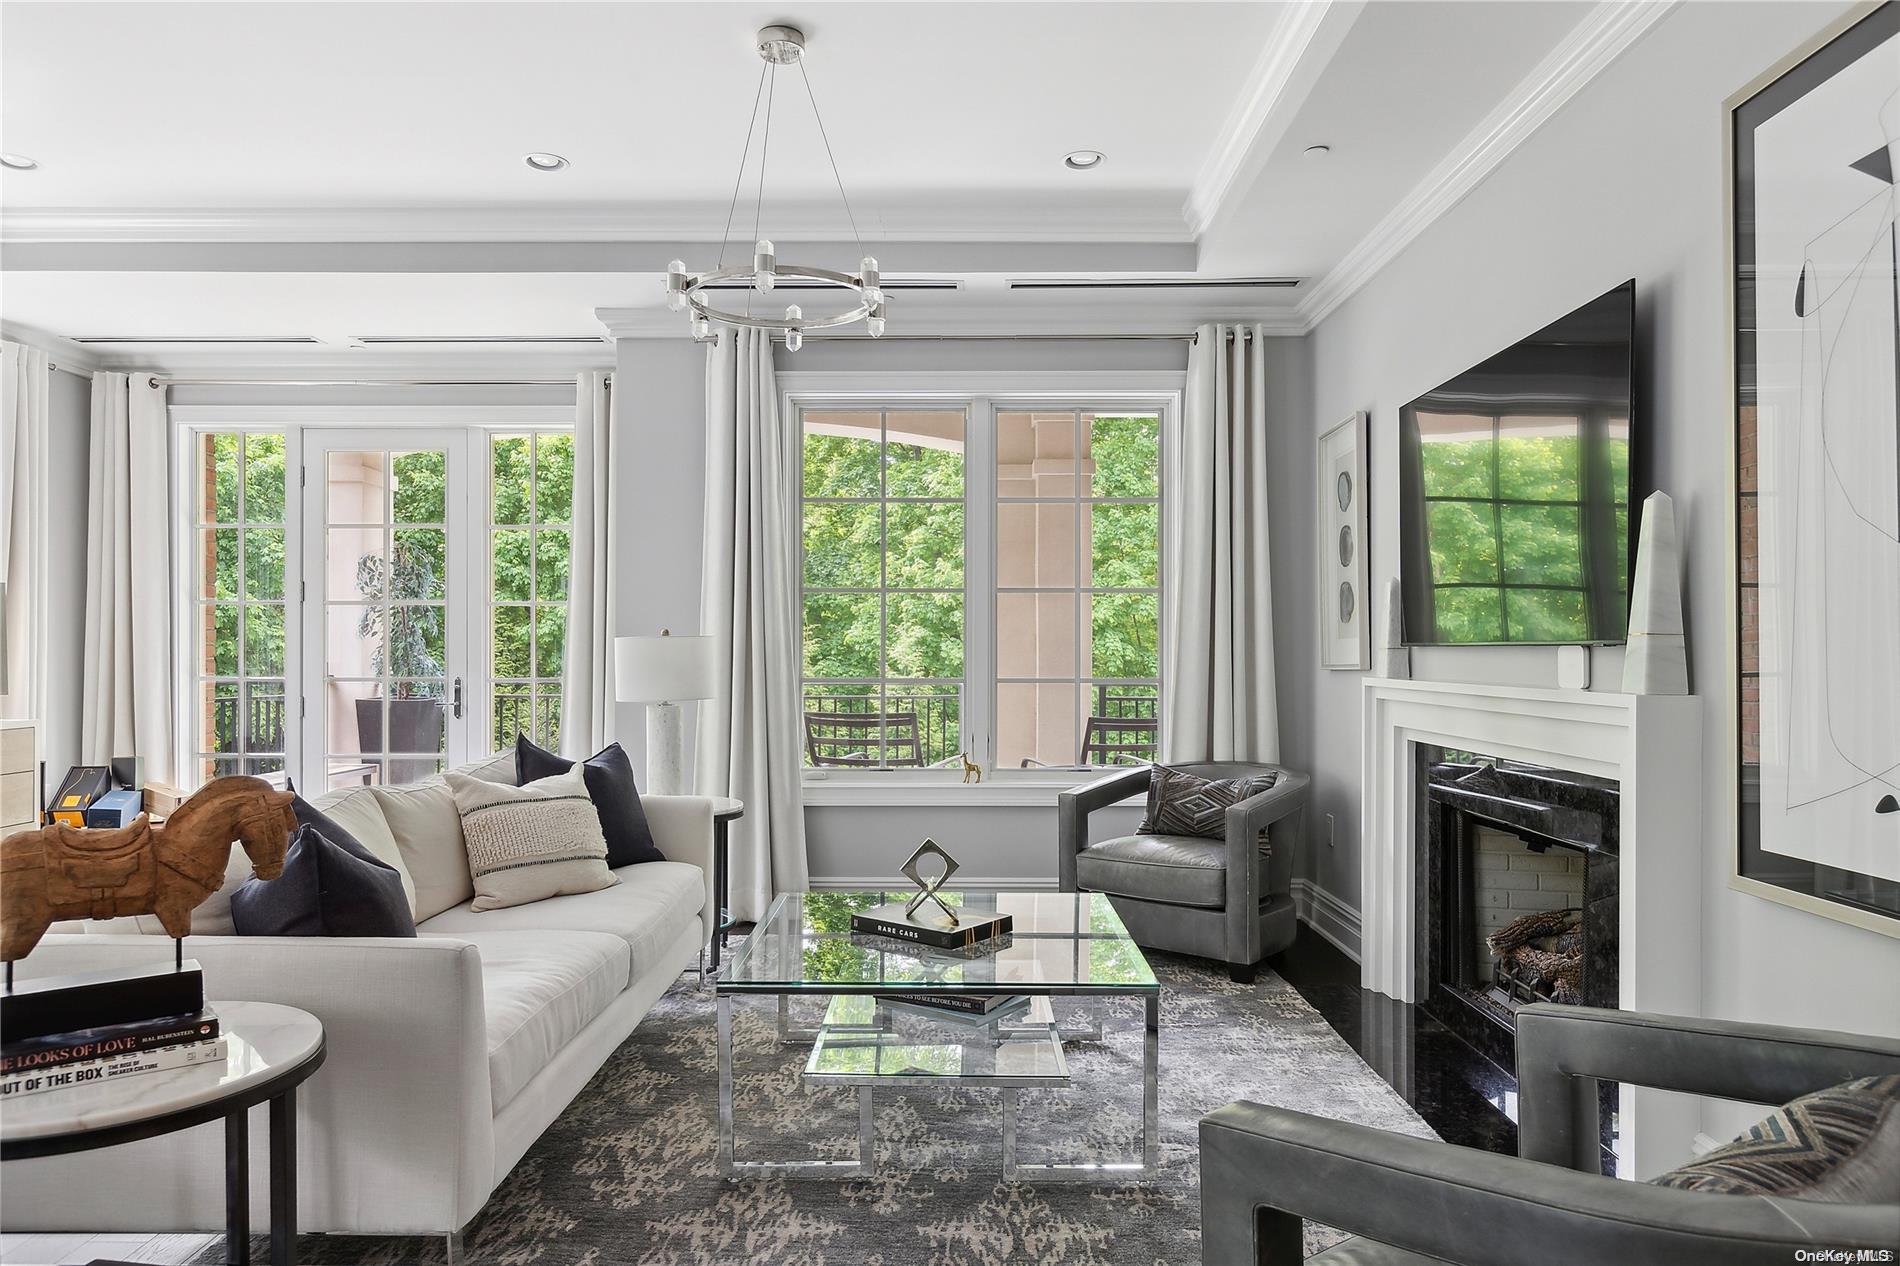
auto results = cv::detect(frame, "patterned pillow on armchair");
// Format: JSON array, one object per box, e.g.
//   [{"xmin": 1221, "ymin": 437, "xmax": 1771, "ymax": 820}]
[{"xmin": 1136, "ymin": 765, "xmax": 1277, "ymax": 840}]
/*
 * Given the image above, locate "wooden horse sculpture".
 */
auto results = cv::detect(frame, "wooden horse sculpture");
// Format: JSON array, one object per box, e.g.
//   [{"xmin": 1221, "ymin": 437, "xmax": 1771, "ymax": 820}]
[{"xmin": 0, "ymin": 776, "xmax": 296, "ymax": 965}]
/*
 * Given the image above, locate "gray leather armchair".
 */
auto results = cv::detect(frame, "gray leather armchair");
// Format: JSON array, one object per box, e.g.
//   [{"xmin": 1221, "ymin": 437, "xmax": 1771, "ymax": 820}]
[
  {"xmin": 1058, "ymin": 762, "xmax": 1309, "ymax": 982},
  {"xmin": 1200, "ymin": 1004, "xmax": 1900, "ymax": 1264}
]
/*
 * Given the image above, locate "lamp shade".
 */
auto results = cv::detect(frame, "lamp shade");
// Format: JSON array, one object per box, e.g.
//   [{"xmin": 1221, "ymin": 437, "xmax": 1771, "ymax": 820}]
[{"xmin": 615, "ymin": 634, "xmax": 716, "ymax": 703}]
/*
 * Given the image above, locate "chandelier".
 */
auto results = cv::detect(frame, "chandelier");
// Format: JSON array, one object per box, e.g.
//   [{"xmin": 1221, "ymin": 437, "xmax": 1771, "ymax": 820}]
[{"xmin": 665, "ymin": 25, "xmax": 884, "ymax": 350}]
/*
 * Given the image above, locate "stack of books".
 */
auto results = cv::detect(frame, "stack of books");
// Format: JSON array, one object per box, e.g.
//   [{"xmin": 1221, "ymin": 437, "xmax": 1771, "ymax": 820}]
[
  {"xmin": 882, "ymin": 993, "xmax": 1029, "ymax": 1027},
  {"xmin": 0, "ymin": 961, "xmax": 227, "ymax": 1099}
]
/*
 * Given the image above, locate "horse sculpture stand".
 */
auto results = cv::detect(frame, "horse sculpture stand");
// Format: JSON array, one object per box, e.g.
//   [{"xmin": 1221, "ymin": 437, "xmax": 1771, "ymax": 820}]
[{"xmin": 0, "ymin": 776, "xmax": 297, "ymax": 987}]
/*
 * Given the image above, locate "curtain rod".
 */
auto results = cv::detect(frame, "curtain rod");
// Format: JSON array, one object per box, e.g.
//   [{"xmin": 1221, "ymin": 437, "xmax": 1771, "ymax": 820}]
[
  {"xmin": 147, "ymin": 377, "xmax": 594, "ymax": 388},
  {"xmin": 776, "ymin": 329, "xmax": 1253, "ymax": 344}
]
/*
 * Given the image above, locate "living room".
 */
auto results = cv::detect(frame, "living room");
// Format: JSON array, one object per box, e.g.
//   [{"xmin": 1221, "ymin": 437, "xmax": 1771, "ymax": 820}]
[{"xmin": 0, "ymin": 2, "xmax": 1896, "ymax": 1263}]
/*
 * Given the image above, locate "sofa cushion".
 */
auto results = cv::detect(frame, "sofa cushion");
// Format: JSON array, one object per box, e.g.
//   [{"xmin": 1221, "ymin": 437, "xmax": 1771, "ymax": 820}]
[
  {"xmin": 1650, "ymin": 1074, "xmax": 1900, "ymax": 1201},
  {"xmin": 420, "ymin": 860, "xmax": 704, "ymax": 979},
  {"xmin": 371, "ymin": 778, "xmax": 474, "ymax": 921},
  {"xmin": 516, "ymin": 736, "xmax": 663, "ymax": 867},
  {"xmin": 449, "ymin": 748, "xmax": 519, "ymax": 787},
  {"xmin": 424, "ymin": 928, "xmax": 630, "ymax": 1112},
  {"xmin": 1138, "ymin": 764, "xmax": 1277, "ymax": 839},
  {"xmin": 1075, "ymin": 834, "xmax": 1265, "ymax": 909},
  {"xmin": 445, "ymin": 766, "xmax": 617, "ymax": 912}
]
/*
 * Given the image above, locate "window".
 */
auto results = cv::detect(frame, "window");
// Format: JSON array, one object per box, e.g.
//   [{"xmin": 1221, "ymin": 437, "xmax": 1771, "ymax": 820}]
[
  {"xmin": 191, "ymin": 431, "xmax": 290, "ymax": 781},
  {"xmin": 796, "ymin": 392, "xmax": 1166, "ymax": 778},
  {"xmin": 488, "ymin": 432, "xmax": 573, "ymax": 753}
]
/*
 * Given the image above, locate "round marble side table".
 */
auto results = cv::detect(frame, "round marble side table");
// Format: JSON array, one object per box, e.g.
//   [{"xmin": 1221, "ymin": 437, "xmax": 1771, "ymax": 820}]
[{"xmin": 1, "ymin": 1000, "xmax": 326, "ymax": 1266}]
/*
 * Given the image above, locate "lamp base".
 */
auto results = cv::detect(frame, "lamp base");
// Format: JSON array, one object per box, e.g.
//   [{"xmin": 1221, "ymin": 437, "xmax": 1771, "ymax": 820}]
[{"xmin": 647, "ymin": 701, "xmax": 685, "ymax": 796}]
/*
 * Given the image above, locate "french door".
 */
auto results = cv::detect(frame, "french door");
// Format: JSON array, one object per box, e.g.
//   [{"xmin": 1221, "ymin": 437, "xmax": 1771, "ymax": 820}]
[{"xmin": 300, "ymin": 430, "xmax": 479, "ymax": 792}]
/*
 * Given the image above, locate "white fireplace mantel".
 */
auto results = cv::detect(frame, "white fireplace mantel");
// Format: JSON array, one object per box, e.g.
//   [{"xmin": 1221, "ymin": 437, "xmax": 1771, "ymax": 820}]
[{"xmin": 1360, "ymin": 676, "xmax": 1704, "ymax": 1175}]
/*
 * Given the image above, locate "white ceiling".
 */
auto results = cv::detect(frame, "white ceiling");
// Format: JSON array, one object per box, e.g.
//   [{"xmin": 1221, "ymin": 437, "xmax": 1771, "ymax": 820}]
[{"xmin": 0, "ymin": 0, "xmax": 1641, "ymax": 356}]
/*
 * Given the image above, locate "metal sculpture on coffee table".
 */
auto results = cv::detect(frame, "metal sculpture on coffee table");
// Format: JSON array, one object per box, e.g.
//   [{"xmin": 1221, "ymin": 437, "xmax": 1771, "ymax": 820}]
[
  {"xmin": 0, "ymin": 776, "xmax": 296, "ymax": 976},
  {"xmin": 901, "ymin": 838, "xmax": 961, "ymax": 925}
]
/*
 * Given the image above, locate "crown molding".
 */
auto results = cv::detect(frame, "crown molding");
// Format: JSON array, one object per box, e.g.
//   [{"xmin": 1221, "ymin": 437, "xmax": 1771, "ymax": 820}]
[
  {"xmin": 78, "ymin": 344, "xmax": 611, "ymax": 378},
  {"xmin": 0, "ymin": 198, "xmax": 1194, "ymax": 246},
  {"xmin": 0, "ymin": 321, "xmax": 102, "ymax": 375},
  {"xmin": 1295, "ymin": 0, "xmax": 1681, "ymax": 332},
  {"xmin": 1184, "ymin": 0, "xmax": 1361, "ymax": 237}
]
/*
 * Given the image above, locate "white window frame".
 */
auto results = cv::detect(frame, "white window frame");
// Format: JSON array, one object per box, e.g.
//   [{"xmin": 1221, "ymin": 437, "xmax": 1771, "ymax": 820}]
[
  {"xmin": 780, "ymin": 371, "xmax": 1182, "ymax": 805},
  {"xmin": 169, "ymin": 405, "xmax": 573, "ymax": 791}
]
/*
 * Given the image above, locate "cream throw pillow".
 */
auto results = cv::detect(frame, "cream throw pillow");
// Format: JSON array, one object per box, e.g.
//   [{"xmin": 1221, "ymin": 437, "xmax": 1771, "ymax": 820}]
[{"xmin": 444, "ymin": 766, "xmax": 617, "ymax": 912}]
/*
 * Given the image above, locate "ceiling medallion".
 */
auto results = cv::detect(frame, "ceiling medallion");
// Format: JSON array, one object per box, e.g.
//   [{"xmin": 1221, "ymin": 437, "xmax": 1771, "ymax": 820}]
[{"xmin": 665, "ymin": 24, "xmax": 884, "ymax": 350}]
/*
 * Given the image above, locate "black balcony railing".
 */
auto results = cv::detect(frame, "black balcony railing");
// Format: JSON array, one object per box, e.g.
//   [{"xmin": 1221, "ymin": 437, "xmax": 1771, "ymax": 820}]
[
  {"xmin": 494, "ymin": 688, "xmax": 538, "ymax": 751},
  {"xmin": 212, "ymin": 693, "xmax": 288, "ymax": 756},
  {"xmin": 802, "ymin": 690, "xmax": 961, "ymax": 767}
]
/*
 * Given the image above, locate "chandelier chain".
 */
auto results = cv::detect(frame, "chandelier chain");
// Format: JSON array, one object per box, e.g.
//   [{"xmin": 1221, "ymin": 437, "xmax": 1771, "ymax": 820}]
[
  {"xmin": 749, "ymin": 64, "xmax": 777, "ymax": 318},
  {"xmin": 717, "ymin": 61, "xmax": 770, "ymax": 270},
  {"xmin": 798, "ymin": 59, "xmax": 864, "ymax": 255}
]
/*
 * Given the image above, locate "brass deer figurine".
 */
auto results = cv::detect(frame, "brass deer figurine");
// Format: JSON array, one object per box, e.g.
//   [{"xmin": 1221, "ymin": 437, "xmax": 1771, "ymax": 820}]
[{"xmin": 0, "ymin": 776, "xmax": 296, "ymax": 964}]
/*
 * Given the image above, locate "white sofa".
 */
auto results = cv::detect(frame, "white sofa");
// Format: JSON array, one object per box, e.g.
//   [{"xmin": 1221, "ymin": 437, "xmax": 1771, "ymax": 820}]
[{"xmin": 0, "ymin": 752, "xmax": 714, "ymax": 1247}]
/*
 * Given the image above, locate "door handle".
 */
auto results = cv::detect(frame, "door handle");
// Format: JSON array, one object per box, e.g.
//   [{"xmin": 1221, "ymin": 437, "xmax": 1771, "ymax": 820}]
[{"xmin": 452, "ymin": 677, "xmax": 464, "ymax": 720}]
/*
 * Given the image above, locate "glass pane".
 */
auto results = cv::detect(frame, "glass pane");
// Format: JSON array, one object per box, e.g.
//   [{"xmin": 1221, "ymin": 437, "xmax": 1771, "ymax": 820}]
[
  {"xmin": 492, "ymin": 530, "xmax": 531, "ymax": 602},
  {"xmin": 536, "ymin": 687, "xmax": 563, "ymax": 754},
  {"xmin": 885, "ymin": 502, "xmax": 962, "ymax": 589},
  {"xmin": 1089, "ymin": 414, "xmax": 1160, "ymax": 498},
  {"xmin": 391, "ymin": 450, "xmax": 446, "ymax": 523},
  {"xmin": 997, "ymin": 681, "xmax": 1080, "ymax": 770},
  {"xmin": 243, "ymin": 528, "xmax": 285, "ymax": 600},
  {"xmin": 327, "ymin": 451, "xmax": 388, "ymax": 524},
  {"xmin": 535, "ymin": 605, "xmax": 566, "ymax": 678},
  {"xmin": 326, "ymin": 758, "xmax": 382, "ymax": 791},
  {"xmin": 243, "ymin": 680, "xmax": 289, "ymax": 753},
  {"xmin": 1427, "ymin": 501, "xmax": 1499, "ymax": 584},
  {"xmin": 1497, "ymin": 415, "xmax": 1581, "ymax": 501},
  {"xmin": 202, "ymin": 529, "xmax": 240, "ymax": 600},
  {"xmin": 997, "ymin": 591, "xmax": 1076, "ymax": 679},
  {"xmin": 997, "ymin": 502, "xmax": 1076, "ymax": 588},
  {"xmin": 1090, "ymin": 592, "xmax": 1158, "ymax": 680},
  {"xmin": 243, "ymin": 605, "xmax": 285, "ymax": 677},
  {"xmin": 328, "ymin": 527, "xmax": 385, "ymax": 602},
  {"xmin": 801, "ymin": 685, "xmax": 878, "ymax": 767},
  {"xmin": 534, "ymin": 434, "xmax": 574, "ymax": 524},
  {"xmin": 493, "ymin": 683, "xmax": 534, "ymax": 750},
  {"xmin": 1415, "ymin": 412, "xmax": 1494, "ymax": 498},
  {"xmin": 1432, "ymin": 587, "xmax": 1504, "ymax": 642},
  {"xmin": 204, "ymin": 434, "xmax": 241, "ymax": 523},
  {"xmin": 492, "ymin": 435, "xmax": 532, "ymax": 524},
  {"xmin": 996, "ymin": 410, "xmax": 1077, "ymax": 498},
  {"xmin": 802, "ymin": 592, "xmax": 879, "ymax": 680},
  {"xmin": 333, "ymin": 680, "xmax": 383, "ymax": 754},
  {"xmin": 886, "ymin": 683, "xmax": 961, "ymax": 767},
  {"xmin": 201, "ymin": 680, "xmax": 239, "ymax": 751},
  {"xmin": 1505, "ymin": 589, "xmax": 1591, "ymax": 643},
  {"xmin": 493, "ymin": 606, "xmax": 531, "ymax": 679},
  {"xmin": 536, "ymin": 529, "xmax": 570, "ymax": 601},
  {"xmin": 390, "ymin": 528, "xmax": 447, "ymax": 599},
  {"xmin": 1084, "ymin": 682, "xmax": 1158, "ymax": 766},
  {"xmin": 243, "ymin": 433, "xmax": 286, "ymax": 522},
  {"xmin": 886, "ymin": 593, "xmax": 962, "ymax": 679},
  {"xmin": 326, "ymin": 604, "xmax": 380, "ymax": 679},
  {"xmin": 803, "ymin": 502, "xmax": 881, "ymax": 589},
  {"xmin": 802, "ymin": 412, "xmax": 883, "ymax": 498},
  {"xmin": 883, "ymin": 411, "xmax": 964, "ymax": 497},
  {"xmin": 211, "ymin": 605, "xmax": 240, "ymax": 676},
  {"xmin": 1499, "ymin": 504, "xmax": 1582, "ymax": 586},
  {"xmin": 245, "ymin": 756, "xmax": 287, "ymax": 778},
  {"xmin": 386, "ymin": 683, "xmax": 446, "ymax": 754},
  {"xmin": 1089, "ymin": 503, "xmax": 1158, "ymax": 588},
  {"xmin": 404, "ymin": 604, "xmax": 447, "ymax": 675}
]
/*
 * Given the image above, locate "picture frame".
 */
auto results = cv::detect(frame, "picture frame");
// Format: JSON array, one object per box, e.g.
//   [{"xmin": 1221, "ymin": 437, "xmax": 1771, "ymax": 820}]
[
  {"xmin": 1726, "ymin": 0, "xmax": 1899, "ymax": 937},
  {"xmin": 1318, "ymin": 412, "xmax": 1370, "ymax": 671}
]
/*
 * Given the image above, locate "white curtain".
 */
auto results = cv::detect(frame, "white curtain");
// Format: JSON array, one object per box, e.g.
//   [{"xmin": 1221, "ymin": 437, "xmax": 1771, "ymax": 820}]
[
  {"xmin": 697, "ymin": 328, "xmax": 808, "ymax": 920},
  {"xmin": 0, "ymin": 342, "xmax": 50, "ymax": 721},
  {"xmin": 80, "ymin": 371, "xmax": 175, "ymax": 782},
  {"xmin": 561, "ymin": 370, "xmax": 615, "ymax": 757},
  {"xmin": 1161, "ymin": 323, "xmax": 1280, "ymax": 763}
]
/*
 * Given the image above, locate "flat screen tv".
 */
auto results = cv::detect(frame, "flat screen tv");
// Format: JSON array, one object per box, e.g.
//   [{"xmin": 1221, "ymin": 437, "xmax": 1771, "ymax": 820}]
[{"xmin": 1398, "ymin": 279, "xmax": 1636, "ymax": 646}]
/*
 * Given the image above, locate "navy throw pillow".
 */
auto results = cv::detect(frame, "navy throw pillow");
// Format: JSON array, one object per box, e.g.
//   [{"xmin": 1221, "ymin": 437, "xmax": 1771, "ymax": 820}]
[
  {"xmin": 232, "ymin": 797, "xmax": 416, "ymax": 937},
  {"xmin": 516, "ymin": 735, "xmax": 663, "ymax": 867}
]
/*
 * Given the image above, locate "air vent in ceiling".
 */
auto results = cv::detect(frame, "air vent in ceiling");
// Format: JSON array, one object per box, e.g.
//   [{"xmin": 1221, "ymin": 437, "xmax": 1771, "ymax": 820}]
[
  {"xmin": 1005, "ymin": 277, "xmax": 1301, "ymax": 291},
  {"xmin": 699, "ymin": 278, "xmax": 960, "ymax": 293},
  {"xmin": 352, "ymin": 335, "xmax": 610, "ymax": 345},
  {"xmin": 71, "ymin": 335, "xmax": 323, "ymax": 344}
]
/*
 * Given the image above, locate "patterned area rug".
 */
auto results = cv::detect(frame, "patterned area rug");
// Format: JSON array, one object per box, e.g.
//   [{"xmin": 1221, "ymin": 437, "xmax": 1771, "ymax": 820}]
[{"xmin": 209, "ymin": 953, "xmax": 1435, "ymax": 1266}]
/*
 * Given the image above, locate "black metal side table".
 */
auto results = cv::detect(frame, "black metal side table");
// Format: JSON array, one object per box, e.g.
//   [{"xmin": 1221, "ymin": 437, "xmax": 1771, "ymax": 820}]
[
  {"xmin": 0, "ymin": 1000, "xmax": 326, "ymax": 1266},
  {"xmin": 708, "ymin": 796, "xmax": 745, "ymax": 973}
]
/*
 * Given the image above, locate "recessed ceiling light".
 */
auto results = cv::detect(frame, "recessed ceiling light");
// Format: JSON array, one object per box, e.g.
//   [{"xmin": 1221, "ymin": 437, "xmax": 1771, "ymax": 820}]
[
  {"xmin": 0, "ymin": 154, "xmax": 39, "ymax": 171},
  {"xmin": 1303, "ymin": 144, "xmax": 1332, "ymax": 158},
  {"xmin": 524, "ymin": 152, "xmax": 569, "ymax": 171},
  {"xmin": 1063, "ymin": 150, "xmax": 1105, "ymax": 171}
]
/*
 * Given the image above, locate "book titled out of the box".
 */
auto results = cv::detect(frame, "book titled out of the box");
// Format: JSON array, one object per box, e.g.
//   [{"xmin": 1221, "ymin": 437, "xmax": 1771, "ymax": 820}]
[
  {"xmin": 849, "ymin": 902, "xmax": 1013, "ymax": 950},
  {"xmin": 0, "ymin": 1038, "xmax": 228, "ymax": 1099}
]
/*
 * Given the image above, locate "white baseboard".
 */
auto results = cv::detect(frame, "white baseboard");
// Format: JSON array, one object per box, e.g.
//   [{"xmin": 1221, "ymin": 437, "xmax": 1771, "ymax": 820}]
[{"xmin": 1293, "ymin": 877, "xmax": 1362, "ymax": 962}]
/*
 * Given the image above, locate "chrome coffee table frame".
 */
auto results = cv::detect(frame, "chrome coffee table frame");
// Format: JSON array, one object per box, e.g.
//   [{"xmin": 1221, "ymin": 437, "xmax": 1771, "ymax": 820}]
[{"xmin": 714, "ymin": 890, "xmax": 1160, "ymax": 1182}]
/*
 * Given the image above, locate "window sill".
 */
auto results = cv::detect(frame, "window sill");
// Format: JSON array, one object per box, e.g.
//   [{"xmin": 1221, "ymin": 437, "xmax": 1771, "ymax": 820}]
[{"xmin": 800, "ymin": 776, "xmax": 1146, "ymax": 809}]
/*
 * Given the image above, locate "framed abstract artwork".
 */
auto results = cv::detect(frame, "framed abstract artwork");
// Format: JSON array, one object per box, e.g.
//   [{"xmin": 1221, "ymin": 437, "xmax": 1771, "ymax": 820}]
[
  {"xmin": 1319, "ymin": 412, "xmax": 1370, "ymax": 670},
  {"xmin": 1728, "ymin": 1, "xmax": 1899, "ymax": 935}
]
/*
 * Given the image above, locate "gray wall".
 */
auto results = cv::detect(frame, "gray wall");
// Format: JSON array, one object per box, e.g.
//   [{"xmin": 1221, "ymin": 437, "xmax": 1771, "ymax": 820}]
[
  {"xmin": 1300, "ymin": 0, "xmax": 1900, "ymax": 1076},
  {"xmin": 39, "ymin": 367, "xmax": 91, "ymax": 779}
]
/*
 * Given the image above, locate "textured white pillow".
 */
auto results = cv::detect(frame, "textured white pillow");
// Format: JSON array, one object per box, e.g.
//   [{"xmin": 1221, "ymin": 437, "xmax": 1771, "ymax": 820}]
[{"xmin": 444, "ymin": 766, "xmax": 617, "ymax": 912}]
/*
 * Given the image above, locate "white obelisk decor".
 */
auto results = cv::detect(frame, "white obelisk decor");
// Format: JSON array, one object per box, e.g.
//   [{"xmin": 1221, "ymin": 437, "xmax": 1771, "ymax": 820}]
[
  {"xmin": 1622, "ymin": 491, "xmax": 1688, "ymax": 695},
  {"xmin": 614, "ymin": 631, "xmax": 716, "ymax": 796},
  {"xmin": 1380, "ymin": 576, "xmax": 1411, "ymax": 679}
]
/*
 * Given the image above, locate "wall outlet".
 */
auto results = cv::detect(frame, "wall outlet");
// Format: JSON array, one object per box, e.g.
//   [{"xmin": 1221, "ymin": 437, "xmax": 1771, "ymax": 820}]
[{"xmin": 1326, "ymin": 813, "xmax": 1336, "ymax": 848}]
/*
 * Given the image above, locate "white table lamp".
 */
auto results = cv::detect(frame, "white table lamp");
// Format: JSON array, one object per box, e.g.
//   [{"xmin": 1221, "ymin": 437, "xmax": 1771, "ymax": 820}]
[{"xmin": 614, "ymin": 631, "xmax": 716, "ymax": 796}]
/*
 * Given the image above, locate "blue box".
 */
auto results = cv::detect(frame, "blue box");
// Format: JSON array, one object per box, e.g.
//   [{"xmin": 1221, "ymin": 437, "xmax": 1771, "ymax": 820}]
[{"xmin": 84, "ymin": 788, "xmax": 145, "ymax": 828}]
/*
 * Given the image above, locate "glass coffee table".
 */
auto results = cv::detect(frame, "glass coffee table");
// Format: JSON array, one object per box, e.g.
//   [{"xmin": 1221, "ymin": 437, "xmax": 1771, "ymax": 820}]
[{"xmin": 716, "ymin": 889, "xmax": 1159, "ymax": 1182}]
